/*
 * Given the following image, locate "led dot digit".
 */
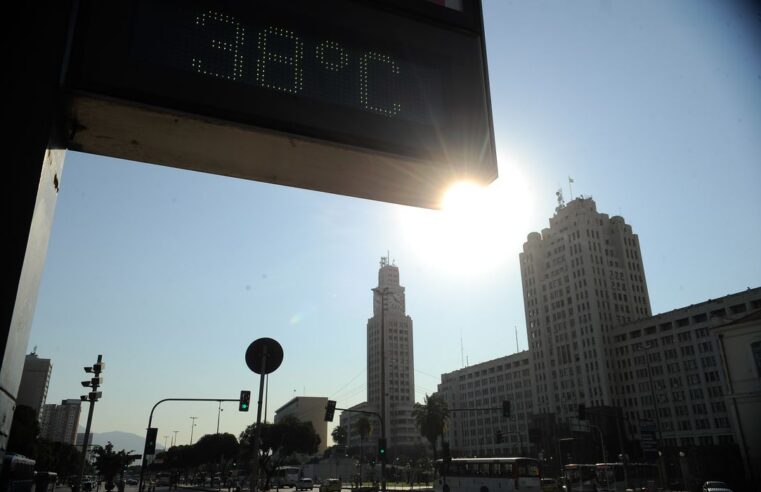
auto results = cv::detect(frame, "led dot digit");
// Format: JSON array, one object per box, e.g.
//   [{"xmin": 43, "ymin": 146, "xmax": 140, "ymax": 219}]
[
  {"xmin": 360, "ymin": 52, "xmax": 401, "ymax": 117},
  {"xmin": 256, "ymin": 26, "xmax": 304, "ymax": 94},
  {"xmin": 191, "ymin": 10, "xmax": 245, "ymax": 81}
]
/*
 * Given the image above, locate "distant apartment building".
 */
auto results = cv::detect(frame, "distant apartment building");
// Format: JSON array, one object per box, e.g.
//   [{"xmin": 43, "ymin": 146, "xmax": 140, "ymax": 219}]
[
  {"xmin": 609, "ymin": 287, "xmax": 761, "ymax": 450},
  {"xmin": 340, "ymin": 401, "xmax": 380, "ymax": 449},
  {"xmin": 274, "ymin": 396, "xmax": 329, "ymax": 453},
  {"xmin": 366, "ymin": 256, "xmax": 419, "ymax": 449},
  {"xmin": 17, "ymin": 352, "xmax": 52, "ymax": 416},
  {"xmin": 520, "ymin": 196, "xmax": 651, "ymax": 420},
  {"xmin": 40, "ymin": 399, "xmax": 81, "ymax": 445},
  {"xmin": 438, "ymin": 351, "xmax": 533, "ymax": 457}
]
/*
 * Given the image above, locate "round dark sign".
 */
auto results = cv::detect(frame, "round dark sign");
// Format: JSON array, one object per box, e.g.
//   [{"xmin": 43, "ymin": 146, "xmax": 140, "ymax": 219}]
[{"xmin": 245, "ymin": 338, "xmax": 283, "ymax": 375}]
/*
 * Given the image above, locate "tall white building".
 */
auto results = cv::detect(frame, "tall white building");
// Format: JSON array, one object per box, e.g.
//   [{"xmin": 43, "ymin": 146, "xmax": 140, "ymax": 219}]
[
  {"xmin": 366, "ymin": 256, "xmax": 418, "ymax": 448},
  {"xmin": 520, "ymin": 196, "xmax": 651, "ymax": 420}
]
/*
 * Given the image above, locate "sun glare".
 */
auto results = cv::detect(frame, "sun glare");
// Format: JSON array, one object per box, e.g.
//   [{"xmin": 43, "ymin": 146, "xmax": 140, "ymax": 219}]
[{"xmin": 398, "ymin": 164, "xmax": 533, "ymax": 275}]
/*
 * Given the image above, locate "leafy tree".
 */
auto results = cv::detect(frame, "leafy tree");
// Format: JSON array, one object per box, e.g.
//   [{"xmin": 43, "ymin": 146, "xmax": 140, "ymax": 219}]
[
  {"xmin": 353, "ymin": 417, "xmax": 373, "ymax": 483},
  {"xmin": 35, "ymin": 440, "xmax": 82, "ymax": 477},
  {"xmin": 331, "ymin": 425, "xmax": 347, "ymax": 447},
  {"xmin": 92, "ymin": 442, "xmax": 140, "ymax": 491},
  {"xmin": 412, "ymin": 394, "xmax": 449, "ymax": 478},
  {"xmin": 194, "ymin": 433, "xmax": 239, "ymax": 465},
  {"xmin": 7, "ymin": 405, "xmax": 40, "ymax": 458},
  {"xmin": 240, "ymin": 416, "xmax": 320, "ymax": 489}
]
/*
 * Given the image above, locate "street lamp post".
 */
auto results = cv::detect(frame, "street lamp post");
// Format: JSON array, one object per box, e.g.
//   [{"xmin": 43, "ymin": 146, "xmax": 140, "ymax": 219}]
[
  {"xmin": 172, "ymin": 430, "xmax": 179, "ymax": 447},
  {"xmin": 642, "ymin": 342, "xmax": 667, "ymax": 488},
  {"xmin": 217, "ymin": 401, "xmax": 224, "ymax": 434},
  {"xmin": 588, "ymin": 424, "xmax": 606, "ymax": 464},
  {"xmin": 190, "ymin": 417, "xmax": 198, "ymax": 445}
]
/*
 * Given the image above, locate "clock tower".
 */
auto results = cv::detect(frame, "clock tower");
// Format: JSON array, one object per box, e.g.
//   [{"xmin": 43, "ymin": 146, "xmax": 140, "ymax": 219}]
[{"xmin": 367, "ymin": 256, "xmax": 418, "ymax": 449}]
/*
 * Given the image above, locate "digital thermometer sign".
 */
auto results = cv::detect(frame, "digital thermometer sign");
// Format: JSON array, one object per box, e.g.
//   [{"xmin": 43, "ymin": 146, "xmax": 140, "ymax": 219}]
[{"xmin": 65, "ymin": 0, "xmax": 497, "ymax": 208}]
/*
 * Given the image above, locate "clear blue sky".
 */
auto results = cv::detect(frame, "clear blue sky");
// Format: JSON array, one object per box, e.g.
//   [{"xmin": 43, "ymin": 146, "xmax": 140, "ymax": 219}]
[{"xmin": 29, "ymin": 0, "xmax": 760, "ymax": 447}]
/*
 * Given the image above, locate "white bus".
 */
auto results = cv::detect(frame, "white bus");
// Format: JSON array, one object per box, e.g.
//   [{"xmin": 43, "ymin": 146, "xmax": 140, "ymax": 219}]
[
  {"xmin": 595, "ymin": 462, "xmax": 658, "ymax": 492},
  {"xmin": 434, "ymin": 457, "xmax": 541, "ymax": 492},
  {"xmin": 274, "ymin": 467, "xmax": 301, "ymax": 488},
  {"xmin": 562, "ymin": 464, "xmax": 596, "ymax": 492}
]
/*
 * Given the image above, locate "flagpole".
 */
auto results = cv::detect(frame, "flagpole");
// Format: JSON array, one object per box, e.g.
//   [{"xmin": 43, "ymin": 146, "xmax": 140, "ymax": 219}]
[{"xmin": 568, "ymin": 177, "xmax": 574, "ymax": 200}]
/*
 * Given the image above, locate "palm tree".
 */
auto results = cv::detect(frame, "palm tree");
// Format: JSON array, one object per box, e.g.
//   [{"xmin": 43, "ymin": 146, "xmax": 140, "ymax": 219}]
[
  {"xmin": 354, "ymin": 417, "xmax": 373, "ymax": 484},
  {"xmin": 331, "ymin": 425, "xmax": 347, "ymax": 448},
  {"xmin": 412, "ymin": 394, "xmax": 449, "ymax": 478}
]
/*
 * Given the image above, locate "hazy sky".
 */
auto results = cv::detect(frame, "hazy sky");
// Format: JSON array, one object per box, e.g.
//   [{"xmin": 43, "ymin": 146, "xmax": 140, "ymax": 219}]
[{"xmin": 29, "ymin": 0, "xmax": 760, "ymax": 447}]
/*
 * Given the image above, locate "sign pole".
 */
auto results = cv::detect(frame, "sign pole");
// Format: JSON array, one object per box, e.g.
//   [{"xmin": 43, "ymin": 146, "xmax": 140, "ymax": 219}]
[{"xmin": 250, "ymin": 347, "xmax": 268, "ymax": 492}]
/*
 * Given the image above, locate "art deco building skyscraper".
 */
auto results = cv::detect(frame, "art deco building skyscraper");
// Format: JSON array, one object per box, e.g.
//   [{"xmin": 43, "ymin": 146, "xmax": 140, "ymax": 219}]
[{"xmin": 520, "ymin": 196, "xmax": 651, "ymax": 420}]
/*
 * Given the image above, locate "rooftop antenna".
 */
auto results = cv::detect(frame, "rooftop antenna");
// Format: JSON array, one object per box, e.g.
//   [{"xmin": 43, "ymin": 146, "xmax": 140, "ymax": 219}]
[
  {"xmin": 460, "ymin": 330, "xmax": 464, "ymax": 368},
  {"xmin": 515, "ymin": 325, "xmax": 520, "ymax": 352}
]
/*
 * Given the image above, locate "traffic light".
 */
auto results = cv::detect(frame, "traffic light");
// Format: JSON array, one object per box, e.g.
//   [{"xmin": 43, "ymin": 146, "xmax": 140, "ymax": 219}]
[
  {"xmin": 145, "ymin": 427, "xmax": 158, "ymax": 455},
  {"xmin": 495, "ymin": 430, "xmax": 503, "ymax": 443},
  {"xmin": 502, "ymin": 400, "xmax": 511, "ymax": 418},
  {"xmin": 578, "ymin": 403, "xmax": 586, "ymax": 420},
  {"xmin": 324, "ymin": 400, "xmax": 337, "ymax": 422},
  {"xmin": 378, "ymin": 438, "xmax": 386, "ymax": 459},
  {"xmin": 239, "ymin": 390, "xmax": 251, "ymax": 412}
]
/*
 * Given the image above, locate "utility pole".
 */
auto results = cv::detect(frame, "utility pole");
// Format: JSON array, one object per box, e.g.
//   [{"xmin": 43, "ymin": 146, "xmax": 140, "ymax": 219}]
[
  {"xmin": 190, "ymin": 417, "xmax": 198, "ymax": 445},
  {"xmin": 217, "ymin": 401, "xmax": 223, "ymax": 434},
  {"xmin": 78, "ymin": 355, "xmax": 104, "ymax": 492}
]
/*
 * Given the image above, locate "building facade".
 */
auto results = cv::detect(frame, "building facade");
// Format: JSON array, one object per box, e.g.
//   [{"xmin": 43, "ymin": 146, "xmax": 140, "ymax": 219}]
[
  {"xmin": 366, "ymin": 256, "xmax": 418, "ymax": 449},
  {"xmin": 609, "ymin": 287, "xmax": 761, "ymax": 449},
  {"xmin": 16, "ymin": 352, "xmax": 52, "ymax": 416},
  {"xmin": 520, "ymin": 196, "xmax": 651, "ymax": 420},
  {"xmin": 712, "ymin": 308, "xmax": 761, "ymax": 488},
  {"xmin": 273, "ymin": 396, "xmax": 329, "ymax": 453},
  {"xmin": 40, "ymin": 399, "xmax": 81, "ymax": 445},
  {"xmin": 438, "ymin": 351, "xmax": 533, "ymax": 457}
]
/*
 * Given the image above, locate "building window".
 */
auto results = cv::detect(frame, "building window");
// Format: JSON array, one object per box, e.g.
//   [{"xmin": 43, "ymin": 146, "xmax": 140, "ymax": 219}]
[{"xmin": 752, "ymin": 341, "xmax": 761, "ymax": 377}]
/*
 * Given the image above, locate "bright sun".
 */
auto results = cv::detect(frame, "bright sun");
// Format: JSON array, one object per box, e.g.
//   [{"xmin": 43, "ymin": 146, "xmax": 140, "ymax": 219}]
[{"xmin": 398, "ymin": 164, "xmax": 533, "ymax": 274}]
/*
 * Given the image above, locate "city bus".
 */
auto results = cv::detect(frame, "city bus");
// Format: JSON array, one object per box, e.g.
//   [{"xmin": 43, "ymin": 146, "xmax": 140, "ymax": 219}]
[
  {"xmin": 274, "ymin": 466, "xmax": 301, "ymax": 488},
  {"xmin": 434, "ymin": 457, "xmax": 541, "ymax": 492},
  {"xmin": 0, "ymin": 454, "xmax": 36, "ymax": 492},
  {"xmin": 595, "ymin": 463, "xmax": 658, "ymax": 492},
  {"xmin": 562, "ymin": 464, "xmax": 596, "ymax": 492}
]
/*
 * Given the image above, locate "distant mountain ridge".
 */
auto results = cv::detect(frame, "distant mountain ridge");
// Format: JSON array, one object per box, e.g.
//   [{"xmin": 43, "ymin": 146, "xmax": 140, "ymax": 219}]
[{"xmin": 77, "ymin": 428, "xmax": 165, "ymax": 453}]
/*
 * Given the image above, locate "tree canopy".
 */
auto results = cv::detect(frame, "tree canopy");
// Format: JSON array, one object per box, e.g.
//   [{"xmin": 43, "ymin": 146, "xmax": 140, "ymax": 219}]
[
  {"xmin": 239, "ymin": 416, "xmax": 320, "ymax": 488},
  {"xmin": 412, "ymin": 393, "xmax": 449, "ymax": 467}
]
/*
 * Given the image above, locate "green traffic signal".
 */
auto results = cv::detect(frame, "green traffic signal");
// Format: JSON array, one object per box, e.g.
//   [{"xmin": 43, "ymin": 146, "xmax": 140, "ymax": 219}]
[{"xmin": 239, "ymin": 390, "xmax": 251, "ymax": 412}]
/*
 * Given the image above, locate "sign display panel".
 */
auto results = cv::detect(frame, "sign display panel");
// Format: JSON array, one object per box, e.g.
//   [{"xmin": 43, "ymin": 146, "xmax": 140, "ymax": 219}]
[{"xmin": 65, "ymin": 0, "xmax": 497, "ymax": 208}]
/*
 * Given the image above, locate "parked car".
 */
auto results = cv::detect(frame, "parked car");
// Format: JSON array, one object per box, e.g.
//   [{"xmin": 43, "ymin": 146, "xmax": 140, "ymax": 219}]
[
  {"xmin": 702, "ymin": 481, "xmax": 733, "ymax": 492},
  {"xmin": 319, "ymin": 478, "xmax": 341, "ymax": 492},
  {"xmin": 296, "ymin": 478, "xmax": 314, "ymax": 490},
  {"xmin": 125, "ymin": 478, "xmax": 138, "ymax": 486}
]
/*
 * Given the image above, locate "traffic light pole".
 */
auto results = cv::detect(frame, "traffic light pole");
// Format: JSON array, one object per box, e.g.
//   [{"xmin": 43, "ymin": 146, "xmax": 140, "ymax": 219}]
[
  {"xmin": 334, "ymin": 406, "xmax": 385, "ymax": 492},
  {"xmin": 138, "ymin": 397, "xmax": 241, "ymax": 492}
]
